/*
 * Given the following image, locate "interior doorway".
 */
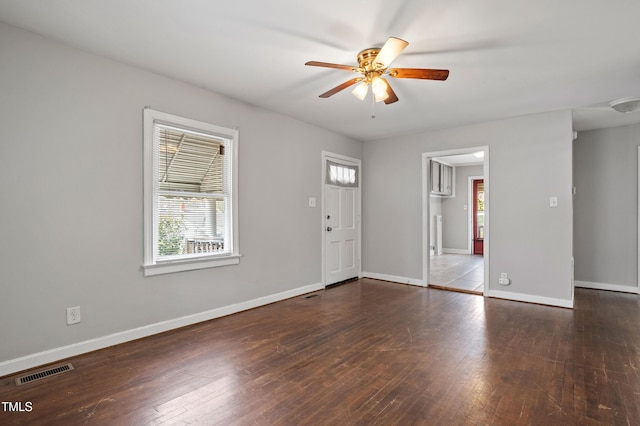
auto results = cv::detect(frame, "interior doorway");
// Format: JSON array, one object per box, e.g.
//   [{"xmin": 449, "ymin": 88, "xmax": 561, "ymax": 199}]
[{"xmin": 422, "ymin": 148, "xmax": 489, "ymax": 295}]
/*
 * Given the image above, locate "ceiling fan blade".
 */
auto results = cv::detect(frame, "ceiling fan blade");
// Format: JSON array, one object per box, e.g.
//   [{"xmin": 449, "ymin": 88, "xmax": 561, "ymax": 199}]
[
  {"xmin": 319, "ymin": 78, "xmax": 362, "ymax": 98},
  {"xmin": 388, "ymin": 68, "xmax": 449, "ymax": 80},
  {"xmin": 381, "ymin": 78, "xmax": 398, "ymax": 104},
  {"xmin": 372, "ymin": 37, "xmax": 409, "ymax": 68},
  {"xmin": 305, "ymin": 61, "xmax": 357, "ymax": 72}
]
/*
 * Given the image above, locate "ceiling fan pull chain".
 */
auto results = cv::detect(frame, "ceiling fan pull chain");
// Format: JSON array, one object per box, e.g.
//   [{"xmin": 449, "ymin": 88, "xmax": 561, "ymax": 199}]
[{"xmin": 371, "ymin": 91, "xmax": 376, "ymax": 119}]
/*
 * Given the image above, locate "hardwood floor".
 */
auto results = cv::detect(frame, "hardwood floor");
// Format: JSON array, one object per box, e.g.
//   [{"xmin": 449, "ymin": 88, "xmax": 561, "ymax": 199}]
[
  {"xmin": 429, "ymin": 254, "xmax": 484, "ymax": 294},
  {"xmin": 1, "ymin": 279, "xmax": 639, "ymax": 425}
]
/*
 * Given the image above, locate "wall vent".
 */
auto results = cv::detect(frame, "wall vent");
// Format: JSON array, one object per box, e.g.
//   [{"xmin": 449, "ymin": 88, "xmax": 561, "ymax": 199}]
[{"xmin": 15, "ymin": 363, "xmax": 74, "ymax": 386}]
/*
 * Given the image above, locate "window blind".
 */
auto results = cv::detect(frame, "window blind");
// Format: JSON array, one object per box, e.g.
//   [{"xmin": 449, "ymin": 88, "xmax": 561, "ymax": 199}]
[{"xmin": 153, "ymin": 123, "xmax": 231, "ymax": 259}]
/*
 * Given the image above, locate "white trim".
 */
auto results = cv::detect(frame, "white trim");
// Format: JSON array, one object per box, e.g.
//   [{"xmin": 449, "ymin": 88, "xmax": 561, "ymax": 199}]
[
  {"xmin": 0, "ymin": 282, "xmax": 323, "ymax": 377},
  {"xmin": 422, "ymin": 147, "xmax": 489, "ymax": 295},
  {"xmin": 142, "ymin": 108, "xmax": 240, "ymax": 276},
  {"xmin": 143, "ymin": 255, "xmax": 241, "ymax": 277},
  {"xmin": 363, "ymin": 272, "xmax": 426, "ymax": 287},
  {"xmin": 442, "ymin": 248, "xmax": 469, "ymax": 255},
  {"xmin": 321, "ymin": 151, "xmax": 362, "ymax": 286},
  {"xmin": 575, "ymin": 280, "xmax": 640, "ymax": 294},
  {"xmin": 422, "ymin": 156, "xmax": 431, "ymax": 286},
  {"xmin": 486, "ymin": 289, "xmax": 574, "ymax": 308},
  {"xmin": 467, "ymin": 175, "xmax": 483, "ymax": 255}
]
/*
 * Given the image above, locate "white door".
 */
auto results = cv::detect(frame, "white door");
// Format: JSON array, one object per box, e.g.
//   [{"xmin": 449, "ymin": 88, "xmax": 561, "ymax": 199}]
[{"xmin": 323, "ymin": 154, "xmax": 361, "ymax": 285}]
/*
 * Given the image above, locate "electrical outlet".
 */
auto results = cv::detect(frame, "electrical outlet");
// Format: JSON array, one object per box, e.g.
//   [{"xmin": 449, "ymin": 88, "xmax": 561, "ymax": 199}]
[
  {"xmin": 66, "ymin": 306, "xmax": 81, "ymax": 325},
  {"xmin": 498, "ymin": 273, "xmax": 510, "ymax": 286}
]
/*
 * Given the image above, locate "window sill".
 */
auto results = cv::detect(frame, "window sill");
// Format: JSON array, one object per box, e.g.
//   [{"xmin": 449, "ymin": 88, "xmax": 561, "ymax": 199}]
[{"xmin": 143, "ymin": 254, "xmax": 241, "ymax": 277}]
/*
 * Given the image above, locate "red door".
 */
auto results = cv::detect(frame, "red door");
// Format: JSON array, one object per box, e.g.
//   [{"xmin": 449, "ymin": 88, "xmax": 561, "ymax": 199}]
[{"xmin": 473, "ymin": 179, "xmax": 484, "ymax": 255}]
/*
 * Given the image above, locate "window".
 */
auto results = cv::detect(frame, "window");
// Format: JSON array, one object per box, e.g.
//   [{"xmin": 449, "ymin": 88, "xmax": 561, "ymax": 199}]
[
  {"xmin": 143, "ymin": 109, "xmax": 239, "ymax": 276},
  {"xmin": 326, "ymin": 160, "xmax": 358, "ymax": 187}
]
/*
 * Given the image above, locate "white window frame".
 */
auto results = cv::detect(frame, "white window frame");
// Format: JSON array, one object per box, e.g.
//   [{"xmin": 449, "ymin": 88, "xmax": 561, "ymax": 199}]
[{"xmin": 142, "ymin": 108, "xmax": 240, "ymax": 276}]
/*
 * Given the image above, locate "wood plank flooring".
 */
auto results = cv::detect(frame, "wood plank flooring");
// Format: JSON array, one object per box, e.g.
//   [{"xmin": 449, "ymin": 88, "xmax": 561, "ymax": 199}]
[{"xmin": 1, "ymin": 279, "xmax": 639, "ymax": 425}]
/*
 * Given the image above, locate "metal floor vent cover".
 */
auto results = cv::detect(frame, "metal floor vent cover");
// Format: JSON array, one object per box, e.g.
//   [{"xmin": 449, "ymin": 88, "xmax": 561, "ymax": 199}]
[{"xmin": 15, "ymin": 363, "xmax": 74, "ymax": 386}]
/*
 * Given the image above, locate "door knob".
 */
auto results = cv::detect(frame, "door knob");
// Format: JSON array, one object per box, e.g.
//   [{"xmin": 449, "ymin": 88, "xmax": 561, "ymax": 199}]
[{"xmin": 326, "ymin": 226, "xmax": 332, "ymax": 232}]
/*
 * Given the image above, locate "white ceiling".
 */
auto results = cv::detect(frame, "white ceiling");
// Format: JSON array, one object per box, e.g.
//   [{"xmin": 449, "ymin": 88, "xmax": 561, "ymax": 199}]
[{"xmin": 2, "ymin": 0, "xmax": 639, "ymax": 141}]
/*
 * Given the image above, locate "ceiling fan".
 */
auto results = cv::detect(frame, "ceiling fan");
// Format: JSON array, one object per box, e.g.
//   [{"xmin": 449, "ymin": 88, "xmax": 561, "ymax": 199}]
[{"xmin": 305, "ymin": 37, "xmax": 449, "ymax": 105}]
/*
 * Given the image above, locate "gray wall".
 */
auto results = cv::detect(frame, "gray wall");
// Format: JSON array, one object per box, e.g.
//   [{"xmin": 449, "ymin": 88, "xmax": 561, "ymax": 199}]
[
  {"xmin": 442, "ymin": 165, "xmax": 484, "ymax": 251},
  {"xmin": 0, "ymin": 23, "xmax": 362, "ymax": 364},
  {"xmin": 363, "ymin": 111, "xmax": 574, "ymax": 304},
  {"xmin": 573, "ymin": 124, "xmax": 640, "ymax": 289}
]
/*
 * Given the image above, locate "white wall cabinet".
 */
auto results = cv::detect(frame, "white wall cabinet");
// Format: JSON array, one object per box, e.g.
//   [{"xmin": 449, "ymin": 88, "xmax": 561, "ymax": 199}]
[{"xmin": 430, "ymin": 160, "xmax": 454, "ymax": 196}]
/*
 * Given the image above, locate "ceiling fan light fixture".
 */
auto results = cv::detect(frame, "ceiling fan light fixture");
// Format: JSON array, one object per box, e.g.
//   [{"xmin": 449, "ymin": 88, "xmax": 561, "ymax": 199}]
[
  {"xmin": 609, "ymin": 97, "xmax": 640, "ymax": 113},
  {"xmin": 373, "ymin": 92, "xmax": 389, "ymax": 102},
  {"xmin": 371, "ymin": 76, "xmax": 386, "ymax": 93},
  {"xmin": 352, "ymin": 81, "xmax": 369, "ymax": 101},
  {"xmin": 305, "ymin": 36, "xmax": 449, "ymax": 107},
  {"xmin": 374, "ymin": 91, "xmax": 389, "ymax": 103},
  {"xmin": 371, "ymin": 76, "xmax": 389, "ymax": 102}
]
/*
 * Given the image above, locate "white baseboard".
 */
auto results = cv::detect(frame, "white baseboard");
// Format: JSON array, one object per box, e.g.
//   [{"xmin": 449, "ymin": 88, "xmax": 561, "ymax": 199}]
[
  {"xmin": 362, "ymin": 272, "xmax": 426, "ymax": 287},
  {"xmin": 0, "ymin": 282, "xmax": 324, "ymax": 377},
  {"xmin": 574, "ymin": 280, "xmax": 639, "ymax": 294},
  {"xmin": 486, "ymin": 289, "xmax": 573, "ymax": 308},
  {"xmin": 363, "ymin": 274, "xmax": 572, "ymax": 308},
  {"xmin": 442, "ymin": 248, "xmax": 470, "ymax": 255}
]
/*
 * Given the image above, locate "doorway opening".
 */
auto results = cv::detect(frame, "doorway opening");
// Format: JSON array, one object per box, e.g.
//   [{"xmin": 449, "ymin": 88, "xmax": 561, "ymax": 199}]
[
  {"xmin": 422, "ymin": 148, "xmax": 488, "ymax": 295},
  {"xmin": 472, "ymin": 178, "xmax": 485, "ymax": 255}
]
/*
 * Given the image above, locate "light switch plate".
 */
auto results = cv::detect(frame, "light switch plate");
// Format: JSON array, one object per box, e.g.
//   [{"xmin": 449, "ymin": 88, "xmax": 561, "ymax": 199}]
[{"xmin": 549, "ymin": 196, "xmax": 558, "ymax": 208}]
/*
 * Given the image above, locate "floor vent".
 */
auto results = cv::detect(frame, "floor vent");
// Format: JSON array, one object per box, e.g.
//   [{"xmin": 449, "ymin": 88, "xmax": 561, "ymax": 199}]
[{"xmin": 15, "ymin": 363, "xmax": 74, "ymax": 386}]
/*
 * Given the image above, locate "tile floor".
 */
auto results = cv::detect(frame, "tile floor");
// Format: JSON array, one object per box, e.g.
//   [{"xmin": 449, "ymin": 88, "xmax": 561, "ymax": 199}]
[{"xmin": 429, "ymin": 253, "xmax": 484, "ymax": 294}]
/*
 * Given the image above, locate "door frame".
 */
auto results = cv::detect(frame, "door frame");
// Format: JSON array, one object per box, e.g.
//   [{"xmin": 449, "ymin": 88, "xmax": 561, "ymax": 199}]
[
  {"xmin": 422, "ymin": 147, "xmax": 489, "ymax": 293},
  {"xmin": 467, "ymin": 175, "xmax": 483, "ymax": 254},
  {"xmin": 471, "ymin": 178, "xmax": 485, "ymax": 255},
  {"xmin": 321, "ymin": 151, "xmax": 362, "ymax": 286}
]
